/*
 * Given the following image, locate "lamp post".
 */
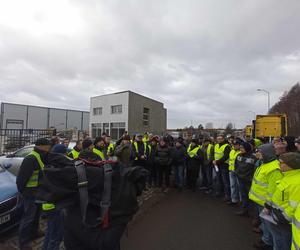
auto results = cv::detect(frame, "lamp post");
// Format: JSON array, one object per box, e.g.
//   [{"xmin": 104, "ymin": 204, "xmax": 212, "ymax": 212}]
[{"xmin": 257, "ymin": 89, "xmax": 270, "ymax": 113}]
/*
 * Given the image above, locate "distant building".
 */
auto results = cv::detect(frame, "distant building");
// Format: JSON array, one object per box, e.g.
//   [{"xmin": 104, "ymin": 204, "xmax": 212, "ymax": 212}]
[
  {"xmin": 90, "ymin": 91, "xmax": 167, "ymax": 139},
  {"xmin": 0, "ymin": 102, "xmax": 89, "ymax": 131},
  {"xmin": 205, "ymin": 122, "xmax": 213, "ymax": 129}
]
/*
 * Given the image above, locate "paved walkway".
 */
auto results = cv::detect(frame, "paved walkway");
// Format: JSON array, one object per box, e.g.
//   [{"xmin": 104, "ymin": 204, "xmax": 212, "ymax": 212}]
[{"xmin": 122, "ymin": 190, "xmax": 256, "ymax": 250}]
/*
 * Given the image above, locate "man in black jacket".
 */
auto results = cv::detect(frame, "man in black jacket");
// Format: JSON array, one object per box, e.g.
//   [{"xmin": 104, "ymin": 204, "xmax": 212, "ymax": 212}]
[
  {"xmin": 172, "ymin": 139, "xmax": 187, "ymax": 191},
  {"xmin": 155, "ymin": 137, "xmax": 172, "ymax": 190},
  {"xmin": 235, "ymin": 142, "xmax": 255, "ymax": 216},
  {"xmin": 17, "ymin": 138, "xmax": 51, "ymax": 250}
]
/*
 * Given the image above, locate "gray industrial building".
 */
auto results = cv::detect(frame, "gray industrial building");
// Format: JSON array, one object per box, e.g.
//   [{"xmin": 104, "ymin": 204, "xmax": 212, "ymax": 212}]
[
  {"xmin": 90, "ymin": 91, "xmax": 167, "ymax": 139},
  {"xmin": 0, "ymin": 102, "xmax": 90, "ymax": 131}
]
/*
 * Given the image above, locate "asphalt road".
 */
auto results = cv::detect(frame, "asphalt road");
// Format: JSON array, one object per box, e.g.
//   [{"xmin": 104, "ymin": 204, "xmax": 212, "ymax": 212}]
[{"xmin": 122, "ymin": 190, "xmax": 256, "ymax": 250}]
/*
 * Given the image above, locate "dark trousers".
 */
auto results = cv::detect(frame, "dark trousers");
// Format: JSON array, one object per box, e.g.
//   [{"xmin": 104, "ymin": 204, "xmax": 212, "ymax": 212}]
[
  {"xmin": 237, "ymin": 177, "xmax": 251, "ymax": 211},
  {"xmin": 43, "ymin": 209, "xmax": 64, "ymax": 250},
  {"xmin": 186, "ymin": 165, "xmax": 200, "ymax": 189},
  {"xmin": 220, "ymin": 167, "xmax": 231, "ymax": 199},
  {"xmin": 202, "ymin": 164, "xmax": 213, "ymax": 189},
  {"xmin": 213, "ymin": 167, "xmax": 223, "ymax": 194},
  {"xmin": 18, "ymin": 195, "xmax": 40, "ymax": 248},
  {"xmin": 158, "ymin": 164, "xmax": 170, "ymax": 187},
  {"xmin": 64, "ymin": 207, "xmax": 126, "ymax": 250},
  {"xmin": 147, "ymin": 163, "xmax": 158, "ymax": 186}
]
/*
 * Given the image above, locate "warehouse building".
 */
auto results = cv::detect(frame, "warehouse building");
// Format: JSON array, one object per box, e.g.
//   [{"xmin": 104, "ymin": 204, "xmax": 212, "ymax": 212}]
[
  {"xmin": 0, "ymin": 102, "xmax": 90, "ymax": 131},
  {"xmin": 90, "ymin": 91, "xmax": 167, "ymax": 139}
]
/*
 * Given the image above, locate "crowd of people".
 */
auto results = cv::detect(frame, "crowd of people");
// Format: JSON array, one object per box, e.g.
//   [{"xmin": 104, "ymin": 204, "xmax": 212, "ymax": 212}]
[{"xmin": 15, "ymin": 131, "xmax": 300, "ymax": 250}]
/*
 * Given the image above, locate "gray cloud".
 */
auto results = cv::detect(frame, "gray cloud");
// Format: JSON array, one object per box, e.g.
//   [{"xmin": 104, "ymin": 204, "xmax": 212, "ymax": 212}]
[{"xmin": 0, "ymin": 0, "xmax": 299, "ymax": 129}]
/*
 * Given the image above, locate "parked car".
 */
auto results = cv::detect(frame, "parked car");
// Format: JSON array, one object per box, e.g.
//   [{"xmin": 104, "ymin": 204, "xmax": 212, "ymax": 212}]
[
  {"xmin": 0, "ymin": 143, "xmax": 76, "ymax": 176},
  {"xmin": 0, "ymin": 165, "xmax": 23, "ymax": 234},
  {"xmin": 0, "ymin": 145, "xmax": 34, "ymax": 176}
]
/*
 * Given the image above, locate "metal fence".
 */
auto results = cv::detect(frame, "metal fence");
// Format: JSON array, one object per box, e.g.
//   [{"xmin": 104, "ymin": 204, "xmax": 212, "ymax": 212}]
[{"xmin": 0, "ymin": 129, "xmax": 56, "ymax": 155}]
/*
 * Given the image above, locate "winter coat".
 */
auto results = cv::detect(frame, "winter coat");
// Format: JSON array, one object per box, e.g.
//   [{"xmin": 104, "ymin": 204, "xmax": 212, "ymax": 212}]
[
  {"xmin": 171, "ymin": 145, "xmax": 187, "ymax": 166},
  {"xmin": 155, "ymin": 145, "xmax": 172, "ymax": 166},
  {"xmin": 235, "ymin": 153, "xmax": 256, "ymax": 182}
]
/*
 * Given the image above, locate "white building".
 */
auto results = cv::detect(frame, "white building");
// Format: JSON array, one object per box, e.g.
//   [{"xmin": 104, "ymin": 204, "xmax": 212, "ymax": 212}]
[{"xmin": 90, "ymin": 91, "xmax": 167, "ymax": 139}]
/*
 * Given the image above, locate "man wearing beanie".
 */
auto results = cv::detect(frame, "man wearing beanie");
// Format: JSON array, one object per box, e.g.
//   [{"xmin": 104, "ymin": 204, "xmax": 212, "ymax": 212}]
[
  {"xmin": 115, "ymin": 135, "xmax": 134, "ymax": 167},
  {"xmin": 93, "ymin": 136, "xmax": 108, "ymax": 160},
  {"xmin": 17, "ymin": 138, "xmax": 51, "ymax": 250},
  {"xmin": 264, "ymin": 152, "xmax": 300, "ymax": 250},
  {"xmin": 79, "ymin": 138, "xmax": 100, "ymax": 161},
  {"xmin": 235, "ymin": 142, "xmax": 255, "ymax": 216}
]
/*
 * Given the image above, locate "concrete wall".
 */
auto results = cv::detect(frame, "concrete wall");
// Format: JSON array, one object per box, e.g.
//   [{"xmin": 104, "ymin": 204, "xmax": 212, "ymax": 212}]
[
  {"xmin": 90, "ymin": 92, "xmax": 129, "ymax": 133},
  {"xmin": 0, "ymin": 103, "xmax": 89, "ymax": 131},
  {"xmin": 128, "ymin": 92, "xmax": 167, "ymax": 135}
]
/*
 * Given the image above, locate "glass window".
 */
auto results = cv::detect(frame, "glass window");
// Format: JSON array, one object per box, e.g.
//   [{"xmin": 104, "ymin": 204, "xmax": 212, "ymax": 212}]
[
  {"xmin": 143, "ymin": 107, "xmax": 150, "ymax": 126},
  {"xmin": 93, "ymin": 107, "xmax": 102, "ymax": 116},
  {"xmin": 111, "ymin": 105, "xmax": 122, "ymax": 114}
]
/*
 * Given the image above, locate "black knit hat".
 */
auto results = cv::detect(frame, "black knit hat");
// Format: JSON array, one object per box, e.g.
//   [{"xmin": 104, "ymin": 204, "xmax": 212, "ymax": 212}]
[
  {"xmin": 279, "ymin": 152, "xmax": 300, "ymax": 169},
  {"xmin": 35, "ymin": 138, "xmax": 51, "ymax": 146},
  {"xmin": 241, "ymin": 142, "xmax": 252, "ymax": 153},
  {"xmin": 82, "ymin": 139, "xmax": 93, "ymax": 149},
  {"xmin": 94, "ymin": 136, "xmax": 105, "ymax": 146}
]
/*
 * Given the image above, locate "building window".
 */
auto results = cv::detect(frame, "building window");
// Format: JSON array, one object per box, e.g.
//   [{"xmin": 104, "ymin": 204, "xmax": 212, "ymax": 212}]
[
  {"xmin": 111, "ymin": 105, "xmax": 122, "ymax": 114},
  {"xmin": 110, "ymin": 122, "xmax": 126, "ymax": 140},
  {"xmin": 93, "ymin": 107, "xmax": 102, "ymax": 116},
  {"xmin": 91, "ymin": 123, "xmax": 102, "ymax": 138},
  {"xmin": 143, "ymin": 107, "xmax": 150, "ymax": 126}
]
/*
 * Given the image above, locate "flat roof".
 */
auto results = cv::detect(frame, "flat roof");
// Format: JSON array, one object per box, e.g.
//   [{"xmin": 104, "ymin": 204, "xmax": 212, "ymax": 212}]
[
  {"xmin": 91, "ymin": 90, "xmax": 164, "ymax": 105},
  {"xmin": 1, "ymin": 102, "xmax": 90, "ymax": 113}
]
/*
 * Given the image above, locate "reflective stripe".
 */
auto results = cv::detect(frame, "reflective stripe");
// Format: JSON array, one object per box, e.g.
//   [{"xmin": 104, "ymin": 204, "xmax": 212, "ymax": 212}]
[
  {"xmin": 253, "ymin": 177, "xmax": 268, "ymax": 187},
  {"xmin": 93, "ymin": 148, "xmax": 105, "ymax": 160},
  {"xmin": 133, "ymin": 142, "xmax": 148, "ymax": 160},
  {"xmin": 271, "ymin": 202, "xmax": 292, "ymax": 222},
  {"xmin": 42, "ymin": 203, "xmax": 55, "ymax": 211},
  {"xmin": 293, "ymin": 217, "xmax": 300, "ymax": 230},
  {"xmin": 293, "ymin": 239, "xmax": 300, "ymax": 250},
  {"xmin": 249, "ymin": 189, "xmax": 267, "ymax": 202},
  {"xmin": 290, "ymin": 201, "xmax": 299, "ymax": 208}
]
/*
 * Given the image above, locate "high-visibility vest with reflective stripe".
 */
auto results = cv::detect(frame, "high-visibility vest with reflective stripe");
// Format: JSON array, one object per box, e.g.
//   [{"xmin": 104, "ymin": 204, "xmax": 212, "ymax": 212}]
[
  {"xmin": 187, "ymin": 145, "xmax": 201, "ymax": 158},
  {"xmin": 68, "ymin": 149, "xmax": 80, "ymax": 159},
  {"xmin": 214, "ymin": 143, "xmax": 229, "ymax": 164},
  {"xmin": 26, "ymin": 151, "xmax": 44, "ymax": 188},
  {"xmin": 107, "ymin": 143, "xmax": 115, "ymax": 153},
  {"xmin": 249, "ymin": 160, "xmax": 280, "ymax": 206},
  {"xmin": 93, "ymin": 148, "xmax": 105, "ymax": 160},
  {"xmin": 207, "ymin": 144, "xmax": 213, "ymax": 160},
  {"xmin": 228, "ymin": 149, "xmax": 240, "ymax": 171},
  {"xmin": 292, "ymin": 205, "xmax": 300, "ymax": 250},
  {"xmin": 133, "ymin": 142, "xmax": 148, "ymax": 160},
  {"xmin": 271, "ymin": 169, "xmax": 300, "ymax": 222}
]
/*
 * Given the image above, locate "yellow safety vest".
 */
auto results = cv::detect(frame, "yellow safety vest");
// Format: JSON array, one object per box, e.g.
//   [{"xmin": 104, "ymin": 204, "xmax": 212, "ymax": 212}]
[
  {"xmin": 271, "ymin": 169, "xmax": 300, "ymax": 222},
  {"xmin": 26, "ymin": 151, "xmax": 44, "ymax": 188},
  {"xmin": 214, "ymin": 143, "xmax": 229, "ymax": 164},
  {"xmin": 249, "ymin": 160, "xmax": 281, "ymax": 206},
  {"xmin": 187, "ymin": 145, "xmax": 201, "ymax": 158},
  {"xmin": 93, "ymin": 148, "xmax": 106, "ymax": 160},
  {"xmin": 207, "ymin": 144, "xmax": 213, "ymax": 161},
  {"xmin": 292, "ymin": 205, "xmax": 300, "ymax": 250},
  {"xmin": 133, "ymin": 142, "xmax": 148, "ymax": 160},
  {"xmin": 107, "ymin": 143, "xmax": 115, "ymax": 154},
  {"xmin": 68, "ymin": 149, "xmax": 80, "ymax": 159},
  {"xmin": 228, "ymin": 149, "xmax": 240, "ymax": 171}
]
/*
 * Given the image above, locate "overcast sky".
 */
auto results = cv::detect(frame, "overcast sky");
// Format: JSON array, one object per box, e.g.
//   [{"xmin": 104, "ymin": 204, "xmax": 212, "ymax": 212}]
[{"xmin": 0, "ymin": 0, "xmax": 299, "ymax": 129}]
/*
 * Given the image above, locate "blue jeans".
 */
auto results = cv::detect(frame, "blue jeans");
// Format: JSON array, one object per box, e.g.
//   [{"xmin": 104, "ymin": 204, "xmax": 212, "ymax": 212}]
[
  {"xmin": 220, "ymin": 167, "xmax": 231, "ymax": 199},
  {"xmin": 43, "ymin": 209, "xmax": 64, "ymax": 250},
  {"xmin": 257, "ymin": 205, "xmax": 273, "ymax": 246},
  {"xmin": 18, "ymin": 195, "xmax": 40, "ymax": 248},
  {"xmin": 174, "ymin": 164, "xmax": 185, "ymax": 188},
  {"xmin": 237, "ymin": 177, "xmax": 251, "ymax": 211},
  {"xmin": 266, "ymin": 220, "xmax": 292, "ymax": 250},
  {"xmin": 229, "ymin": 171, "xmax": 239, "ymax": 203}
]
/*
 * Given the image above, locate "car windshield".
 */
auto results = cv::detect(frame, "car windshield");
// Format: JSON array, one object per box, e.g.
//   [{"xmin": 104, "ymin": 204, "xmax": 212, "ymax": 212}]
[{"xmin": 15, "ymin": 146, "xmax": 34, "ymax": 157}]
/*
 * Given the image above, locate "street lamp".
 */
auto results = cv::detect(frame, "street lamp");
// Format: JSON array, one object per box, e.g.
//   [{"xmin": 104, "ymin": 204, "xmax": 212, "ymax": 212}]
[{"xmin": 257, "ymin": 89, "xmax": 270, "ymax": 113}]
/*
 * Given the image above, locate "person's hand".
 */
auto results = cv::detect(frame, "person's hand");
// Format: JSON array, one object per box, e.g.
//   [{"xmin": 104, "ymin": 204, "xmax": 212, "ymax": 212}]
[
  {"xmin": 263, "ymin": 208, "xmax": 270, "ymax": 215},
  {"xmin": 141, "ymin": 155, "xmax": 145, "ymax": 160},
  {"xmin": 213, "ymin": 160, "xmax": 217, "ymax": 165}
]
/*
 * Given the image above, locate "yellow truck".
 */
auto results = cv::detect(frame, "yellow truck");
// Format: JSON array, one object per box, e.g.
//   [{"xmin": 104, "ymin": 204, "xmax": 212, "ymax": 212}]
[{"xmin": 255, "ymin": 114, "xmax": 288, "ymax": 137}]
